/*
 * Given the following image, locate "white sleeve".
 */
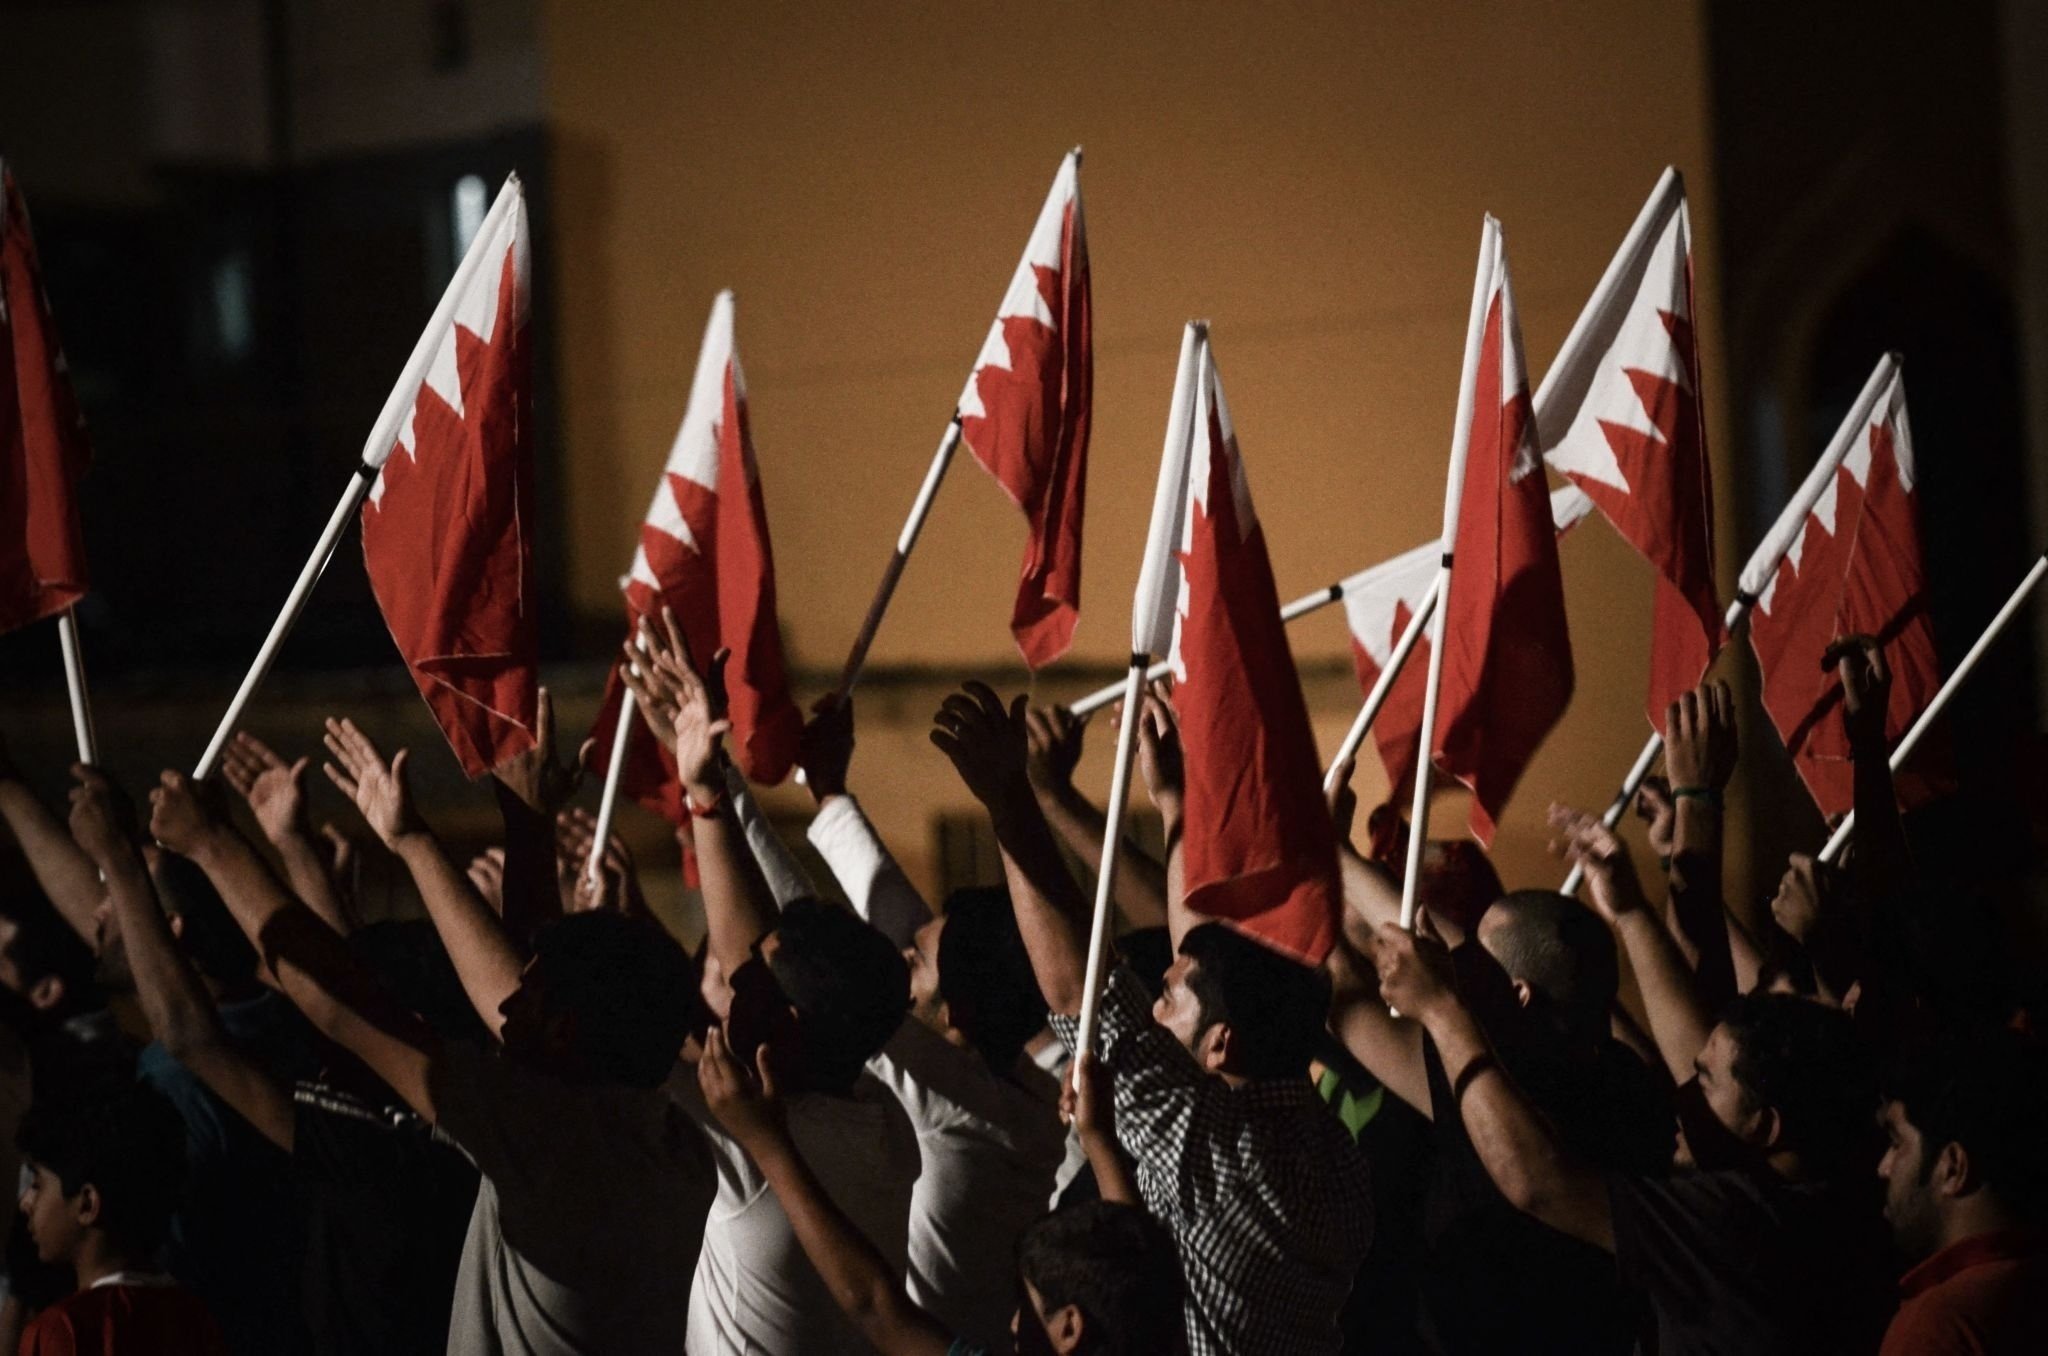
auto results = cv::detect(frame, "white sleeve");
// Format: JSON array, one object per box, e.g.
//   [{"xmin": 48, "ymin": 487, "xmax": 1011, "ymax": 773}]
[
  {"xmin": 806, "ymin": 794, "xmax": 930, "ymax": 948},
  {"xmin": 723, "ymin": 763, "xmax": 815, "ymax": 909}
]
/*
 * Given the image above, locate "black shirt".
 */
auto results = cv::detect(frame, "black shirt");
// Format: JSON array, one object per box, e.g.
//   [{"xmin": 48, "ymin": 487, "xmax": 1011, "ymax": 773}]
[
  {"xmin": 1419, "ymin": 950, "xmax": 1673, "ymax": 1355},
  {"xmin": 1609, "ymin": 1167, "xmax": 1893, "ymax": 1355},
  {"xmin": 293, "ymin": 1080, "xmax": 480, "ymax": 1356}
]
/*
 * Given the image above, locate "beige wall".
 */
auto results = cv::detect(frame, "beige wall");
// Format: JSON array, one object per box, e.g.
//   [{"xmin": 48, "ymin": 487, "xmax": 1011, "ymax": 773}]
[{"xmin": 540, "ymin": 0, "xmax": 1732, "ymax": 910}]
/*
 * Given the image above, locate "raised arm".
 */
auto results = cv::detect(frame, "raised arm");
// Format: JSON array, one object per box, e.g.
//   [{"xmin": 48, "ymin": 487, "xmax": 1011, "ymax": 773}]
[
  {"xmin": 147, "ymin": 771, "xmax": 441, "ymax": 1120},
  {"xmin": 219, "ymin": 731, "xmax": 353, "ymax": 937},
  {"xmin": 699, "ymin": 1027, "xmax": 953, "ymax": 1356},
  {"xmin": 622, "ymin": 610, "xmax": 779, "ymax": 979},
  {"xmin": 1376, "ymin": 915, "xmax": 1614, "ymax": 1250},
  {"xmin": 489, "ymin": 687, "xmax": 585, "ymax": 944},
  {"xmin": 0, "ymin": 735, "xmax": 102, "ymax": 942},
  {"xmin": 931, "ymin": 682, "xmax": 1091, "ymax": 1016},
  {"xmin": 1659, "ymin": 683, "xmax": 1739, "ymax": 1012},
  {"xmin": 799, "ymin": 696, "xmax": 931, "ymax": 946},
  {"xmin": 1549, "ymin": 803, "xmax": 1711, "ymax": 1084},
  {"xmin": 322, "ymin": 718, "xmax": 525, "ymax": 1037},
  {"xmin": 1130, "ymin": 684, "xmax": 1193, "ymax": 950},
  {"xmin": 68, "ymin": 767, "xmax": 295, "ymax": 1151},
  {"xmin": 1834, "ymin": 637, "xmax": 1911, "ymax": 892},
  {"xmin": 1026, "ymin": 703, "xmax": 1170, "ymax": 932},
  {"xmin": 1324, "ymin": 925, "xmax": 1430, "ymax": 1116}
]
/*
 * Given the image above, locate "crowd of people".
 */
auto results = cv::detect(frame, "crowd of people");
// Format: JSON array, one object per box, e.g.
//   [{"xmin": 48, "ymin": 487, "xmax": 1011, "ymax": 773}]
[{"xmin": 0, "ymin": 615, "xmax": 2042, "ymax": 1355}]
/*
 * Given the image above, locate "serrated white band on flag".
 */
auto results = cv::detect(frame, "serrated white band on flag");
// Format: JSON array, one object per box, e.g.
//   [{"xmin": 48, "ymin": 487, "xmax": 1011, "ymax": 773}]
[{"xmin": 1130, "ymin": 322, "xmax": 1203, "ymax": 657}]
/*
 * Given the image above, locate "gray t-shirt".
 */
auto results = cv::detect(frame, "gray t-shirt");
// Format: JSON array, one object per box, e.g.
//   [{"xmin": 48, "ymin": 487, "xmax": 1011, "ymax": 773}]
[{"xmin": 431, "ymin": 1043, "xmax": 715, "ymax": 1355}]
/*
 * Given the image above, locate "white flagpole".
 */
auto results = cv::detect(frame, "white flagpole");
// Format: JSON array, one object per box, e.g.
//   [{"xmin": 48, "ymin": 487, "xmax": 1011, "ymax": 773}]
[
  {"xmin": 586, "ymin": 689, "xmax": 639, "ymax": 886},
  {"xmin": 1559, "ymin": 353, "xmax": 1902, "ymax": 893},
  {"xmin": 1818, "ymin": 550, "xmax": 2048, "ymax": 863},
  {"xmin": 55, "ymin": 606, "xmax": 96, "ymax": 766},
  {"xmin": 195, "ymin": 466, "xmax": 377, "ymax": 778},
  {"xmin": 1069, "ymin": 577, "xmax": 1344, "ymax": 717},
  {"xmin": 1072, "ymin": 656, "xmax": 1149, "ymax": 1062},
  {"xmin": 833, "ymin": 415, "xmax": 963, "ymax": 701},
  {"xmin": 1400, "ymin": 219, "xmax": 1499, "ymax": 931},
  {"xmin": 1324, "ymin": 574, "xmax": 1441, "ymax": 792}
]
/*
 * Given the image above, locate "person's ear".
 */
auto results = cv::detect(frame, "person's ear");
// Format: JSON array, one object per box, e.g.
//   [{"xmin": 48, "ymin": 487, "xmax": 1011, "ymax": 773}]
[
  {"xmin": 1199, "ymin": 1021, "xmax": 1233, "ymax": 1075},
  {"xmin": 1751, "ymin": 1103, "xmax": 1784, "ymax": 1152},
  {"xmin": 74, "ymin": 1183, "xmax": 103, "ymax": 1229},
  {"xmin": 1044, "ymin": 1301, "xmax": 1086, "ymax": 1353},
  {"xmin": 1511, "ymin": 978, "xmax": 1534, "ymax": 1010},
  {"xmin": 26, "ymin": 975, "xmax": 65, "ymax": 1013},
  {"xmin": 1935, "ymin": 1141, "xmax": 1972, "ymax": 1198}
]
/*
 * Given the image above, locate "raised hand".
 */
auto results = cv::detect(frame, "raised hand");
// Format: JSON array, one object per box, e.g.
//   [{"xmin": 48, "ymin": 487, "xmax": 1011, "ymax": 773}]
[
  {"xmin": 556, "ymin": 808, "xmax": 645, "ymax": 916},
  {"xmin": 321, "ymin": 718, "xmax": 425, "ymax": 850},
  {"xmin": 1663, "ymin": 680, "xmax": 1737, "ymax": 794},
  {"xmin": 148, "ymin": 770, "xmax": 230, "ymax": 858},
  {"xmin": 1828, "ymin": 634, "xmax": 1892, "ymax": 754},
  {"xmin": 698, "ymin": 1024, "xmax": 786, "ymax": 1153},
  {"xmin": 929, "ymin": 682, "xmax": 1031, "ymax": 813},
  {"xmin": 1372, "ymin": 911, "xmax": 1457, "ymax": 1020},
  {"xmin": 1022, "ymin": 704, "xmax": 1086, "ymax": 798},
  {"xmin": 492, "ymin": 687, "xmax": 582, "ymax": 815},
  {"xmin": 67, "ymin": 764, "xmax": 140, "ymax": 865},
  {"xmin": 1547, "ymin": 802, "xmax": 1647, "ymax": 925},
  {"xmin": 622, "ymin": 607, "xmax": 730, "ymax": 801},
  {"xmin": 798, "ymin": 695, "xmax": 855, "ymax": 800},
  {"xmin": 1130, "ymin": 680, "xmax": 1184, "ymax": 816},
  {"xmin": 1633, "ymin": 776, "xmax": 1677, "ymax": 859},
  {"xmin": 1059, "ymin": 1050, "xmax": 1115, "ymax": 1141},
  {"xmin": 220, "ymin": 732, "xmax": 312, "ymax": 845},
  {"xmin": 1768, "ymin": 852, "xmax": 1829, "ymax": 944},
  {"xmin": 467, "ymin": 847, "xmax": 507, "ymax": 913}
]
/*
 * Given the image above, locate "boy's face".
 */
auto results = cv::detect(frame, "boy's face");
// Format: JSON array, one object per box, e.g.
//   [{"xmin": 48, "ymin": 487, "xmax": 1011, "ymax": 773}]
[{"xmin": 18, "ymin": 1162, "xmax": 87, "ymax": 1265}]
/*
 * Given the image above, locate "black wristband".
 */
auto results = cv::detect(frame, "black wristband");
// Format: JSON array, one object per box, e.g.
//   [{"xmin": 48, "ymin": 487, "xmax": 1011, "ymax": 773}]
[{"xmin": 1452, "ymin": 1053, "xmax": 1500, "ymax": 1104}]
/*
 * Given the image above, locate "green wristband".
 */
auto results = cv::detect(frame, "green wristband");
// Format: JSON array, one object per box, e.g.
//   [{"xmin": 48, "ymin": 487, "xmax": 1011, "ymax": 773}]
[{"xmin": 1670, "ymin": 785, "xmax": 1722, "ymax": 808}]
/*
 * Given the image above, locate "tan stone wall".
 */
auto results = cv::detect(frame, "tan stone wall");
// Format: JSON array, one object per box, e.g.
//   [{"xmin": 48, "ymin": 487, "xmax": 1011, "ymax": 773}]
[{"xmin": 538, "ymin": 0, "xmax": 1732, "ymax": 914}]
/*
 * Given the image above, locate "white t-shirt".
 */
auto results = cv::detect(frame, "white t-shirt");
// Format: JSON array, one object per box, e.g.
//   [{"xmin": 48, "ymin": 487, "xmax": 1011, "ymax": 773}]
[
  {"xmin": 675, "ymin": 1071, "xmax": 922, "ymax": 1355},
  {"xmin": 431, "ymin": 1042, "xmax": 715, "ymax": 1356}
]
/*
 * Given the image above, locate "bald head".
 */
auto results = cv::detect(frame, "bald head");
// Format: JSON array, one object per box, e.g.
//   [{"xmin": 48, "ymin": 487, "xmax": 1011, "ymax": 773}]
[{"xmin": 1476, "ymin": 890, "xmax": 1618, "ymax": 1033}]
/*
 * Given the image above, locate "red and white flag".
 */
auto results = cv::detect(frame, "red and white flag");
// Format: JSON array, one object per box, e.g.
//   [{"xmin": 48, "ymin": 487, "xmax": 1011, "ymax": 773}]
[
  {"xmin": 1745, "ymin": 362, "xmax": 1944, "ymax": 820},
  {"xmin": 0, "ymin": 162, "xmax": 91, "ymax": 633},
  {"xmin": 957, "ymin": 149, "xmax": 1091, "ymax": 668},
  {"xmin": 1342, "ymin": 487, "xmax": 1592, "ymax": 798},
  {"xmin": 589, "ymin": 291, "xmax": 802, "ymax": 822},
  {"xmin": 1537, "ymin": 169, "xmax": 1721, "ymax": 729},
  {"xmin": 359, "ymin": 175, "xmax": 538, "ymax": 778},
  {"xmin": 1430, "ymin": 218, "xmax": 1574, "ymax": 846},
  {"xmin": 1131, "ymin": 325, "xmax": 1339, "ymax": 965}
]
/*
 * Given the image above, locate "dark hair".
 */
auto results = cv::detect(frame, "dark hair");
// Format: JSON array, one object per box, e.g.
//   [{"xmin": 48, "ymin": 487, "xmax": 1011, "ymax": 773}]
[
  {"xmin": 18, "ymin": 1081, "xmax": 187, "ymax": 1255},
  {"xmin": 936, "ymin": 887, "xmax": 1045, "ymax": 1071},
  {"xmin": 528, "ymin": 910, "xmax": 697, "ymax": 1088},
  {"xmin": 1177, "ymin": 923, "xmax": 1329, "ymax": 1080},
  {"xmin": 1117, "ymin": 926, "xmax": 1174, "ymax": 1001},
  {"xmin": 1481, "ymin": 890, "xmax": 1618, "ymax": 1031},
  {"xmin": 1018, "ymin": 1200, "xmax": 1187, "ymax": 1355},
  {"xmin": 765, "ymin": 898, "xmax": 909, "ymax": 1093},
  {"xmin": 1884, "ymin": 1026, "xmax": 2048, "ymax": 1219},
  {"xmin": 151, "ymin": 852, "xmax": 260, "ymax": 989},
  {"xmin": 1720, "ymin": 991, "xmax": 1874, "ymax": 1176},
  {"xmin": 0, "ymin": 890, "xmax": 98, "ymax": 1019}
]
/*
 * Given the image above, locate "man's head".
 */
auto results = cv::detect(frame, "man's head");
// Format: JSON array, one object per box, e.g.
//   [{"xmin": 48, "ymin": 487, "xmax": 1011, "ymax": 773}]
[
  {"xmin": 749, "ymin": 897, "xmax": 909, "ymax": 1095},
  {"xmin": 498, "ymin": 909, "xmax": 697, "ymax": 1088},
  {"xmin": 94, "ymin": 848, "xmax": 260, "ymax": 999},
  {"xmin": 1014, "ymin": 1200, "xmax": 1186, "ymax": 1354},
  {"xmin": 0, "ymin": 895, "xmax": 97, "ymax": 1029},
  {"xmin": 904, "ymin": 886, "xmax": 1046, "ymax": 1072},
  {"xmin": 1475, "ymin": 889, "xmax": 1619, "ymax": 1035},
  {"xmin": 1679, "ymin": 991, "xmax": 1873, "ymax": 1178},
  {"xmin": 17, "ymin": 1080, "xmax": 186, "ymax": 1268},
  {"xmin": 1879, "ymin": 1027, "xmax": 2048, "ymax": 1261},
  {"xmin": 1153, "ymin": 922, "xmax": 1328, "ymax": 1081}
]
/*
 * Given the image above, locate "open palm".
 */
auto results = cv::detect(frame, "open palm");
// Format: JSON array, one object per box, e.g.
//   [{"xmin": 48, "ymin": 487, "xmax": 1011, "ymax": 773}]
[{"xmin": 321, "ymin": 717, "xmax": 421, "ymax": 848}]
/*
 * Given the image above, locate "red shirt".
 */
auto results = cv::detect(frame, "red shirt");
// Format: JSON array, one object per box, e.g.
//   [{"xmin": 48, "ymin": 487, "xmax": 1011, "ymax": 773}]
[
  {"xmin": 18, "ymin": 1280, "xmax": 226, "ymax": 1356},
  {"xmin": 1880, "ymin": 1229, "xmax": 2048, "ymax": 1355}
]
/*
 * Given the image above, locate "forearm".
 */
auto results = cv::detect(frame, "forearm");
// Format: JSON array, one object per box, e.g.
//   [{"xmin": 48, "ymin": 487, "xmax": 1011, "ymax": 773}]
[
  {"xmin": 1423, "ymin": 1001, "xmax": 1614, "ymax": 1250},
  {"xmin": 1160, "ymin": 801, "xmax": 1193, "ymax": 950},
  {"xmin": 492, "ymin": 784, "xmax": 561, "ymax": 945},
  {"xmin": 750, "ymin": 1131, "xmax": 950, "ymax": 1356},
  {"xmin": 0, "ymin": 781, "xmax": 102, "ymax": 940},
  {"xmin": 393, "ymin": 832, "xmax": 526, "ymax": 1036},
  {"xmin": 988, "ymin": 792, "xmax": 1092, "ymax": 1016},
  {"xmin": 1080, "ymin": 1129, "xmax": 1141, "ymax": 1206},
  {"xmin": 1039, "ymin": 786, "xmax": 1168, "ymax": 931},
  {"xmin": 691, "ymin": 795, "xmax": 783, "ymax": 981},
  {"xmin": 1849, "ymin": 732, "xmax": 1911, "ymax": 893},
  {"xmin": 271, "ymin": 829, "xmax": 353, "ymax": 937},
  {"xmin": 1668, "ymin": 799, "xmax": 1735, "ymax": 1008},
  {"xmin": 1613, "ymin": 911, "xmax": 1712, "ymax": 1082},
  {"xmin": 101, "ymin": 847, "xmax": 224, "ymax": 1058}
]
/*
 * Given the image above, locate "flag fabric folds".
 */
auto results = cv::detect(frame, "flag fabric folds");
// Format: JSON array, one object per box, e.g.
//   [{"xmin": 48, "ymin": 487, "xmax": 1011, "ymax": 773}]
[
  {"xmin": 1432, "ymin": 218, "xmax": 1575, "ymax": 846},
  {"xmin": 957, "ymin": 149, "xmax": 1092, "ymax": 668},
  {"xmin": 1137, "ymin": 325, "xmax": 1339, "ymax": 965},
  {"xmin": 358, "ymin": 175, "xmax": 538, "ymax": 778},
  {"xmin": 589, "ymin": 291, "xmax": 803, "ymax": 823},
  {"xmin": 1537, "ymin": 169, "xmax": 1721, "ymax": 730},
  {"xmin": 1745, "ymin": 364, "xmax": 1944, "ymax": 820},
  {"xmin": 0, "ymin": 162, "xmax": 91, "ymax": 633},
  {"xmin": 1341, "ymin": 487, "xmax": 1592, "ymax": 799}
]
